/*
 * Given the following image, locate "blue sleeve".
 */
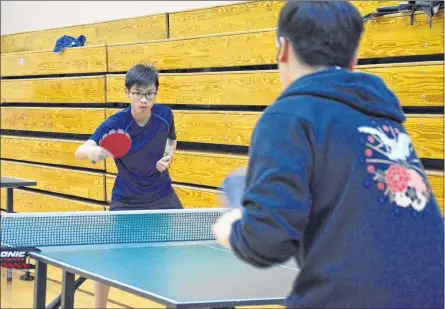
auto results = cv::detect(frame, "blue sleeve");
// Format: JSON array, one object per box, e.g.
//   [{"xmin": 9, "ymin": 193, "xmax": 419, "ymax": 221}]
[
  {"xmin": 89, "ymin": 116, "xmax": 119, "ymax": 144},
  {"xmin": 229, "ymin": 112, "xmax": 313, "ymax": 268}
]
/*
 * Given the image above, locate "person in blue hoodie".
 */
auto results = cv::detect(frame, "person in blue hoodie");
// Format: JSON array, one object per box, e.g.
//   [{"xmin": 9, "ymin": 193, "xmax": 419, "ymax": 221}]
[{"xmin": 213, "ymin": 1, "xmax": 444, "ymax": 308}]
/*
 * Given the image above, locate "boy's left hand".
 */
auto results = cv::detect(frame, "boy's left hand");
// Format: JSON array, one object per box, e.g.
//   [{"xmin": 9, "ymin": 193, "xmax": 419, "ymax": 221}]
[
  {"xmin": 212, "ymin": 209, "xmax": 243, "ymax": 250},
  {"xmin": 156, "ymin": 155, "xmax": 172, "ymax": 172}
]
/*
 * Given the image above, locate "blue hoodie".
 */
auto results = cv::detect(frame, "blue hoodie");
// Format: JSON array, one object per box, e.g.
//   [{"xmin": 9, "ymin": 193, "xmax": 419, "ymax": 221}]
[{"xmin": 229, "ymin": 67, "xmax": 444, "ymax": 308}]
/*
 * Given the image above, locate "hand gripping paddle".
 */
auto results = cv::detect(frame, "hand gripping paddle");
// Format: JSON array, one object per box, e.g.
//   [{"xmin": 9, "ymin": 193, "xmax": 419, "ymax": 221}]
[
  {"xmin": 220, "ymin": 167, "xmax": 247, "ymax": 209},
  {"xmin": 92, "ymin": 129, "xmax": 132, "ymax": 163}
]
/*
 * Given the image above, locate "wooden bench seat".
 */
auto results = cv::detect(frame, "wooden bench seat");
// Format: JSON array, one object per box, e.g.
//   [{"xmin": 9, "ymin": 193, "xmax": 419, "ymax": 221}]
[
  {"xmin": 106, "ymin": 61, "xmax": 443, "ymax": 107},
  {"xmin": 1, "ymin": 76, "xmax": 106, "ymax": 103},
  {"xmin": 405, "ymin": 115, "xmax": 444, "ymax": 160},
  {"xmin": 106, "ymin": 150, "xmax": 248, "ymax": 187},
  {"xmin": 0, "ymin": 168, "xmax": 440, "ymax": 213},
  {"xmin": 0, "ymin": 160, "xmax": 105, "ymax": 201},
  {"xmin": 356, "ymin": 62, "xmax": 444, "ymax": 108},
  {"xmin": 107, "ymin": 11, "xmax": 443, "ymax": 72},
  {"xmin": 106, "ymin": 150, "xmax": 443, "ymax": 212},
  {"xmin": 1, "ymin": 45, "xmax": 107, "ymax": 77},
  {"xmin": 105, "ymin": 108, "xmax": 259, "ymax": 146},
  {"xmin": 106, "ymin": 108, "xmax": 443, "ymax": 160},
  {"xmin": 0, "ymin": 188, "xmax": 104, "ymax": 212},
  {"xmin": 106, "ymin": 170, "xmax": 443, "ymax": 213},
  {"xmin": 107, "ymin": 29, "xmax": 277, "ymax": 71},
  {"xmin": 0, "ymin": 135, "xmax": 104, "ymax": 170},
  {"xmin": 168, "ymin": 1, "xmax": 401, "ymax": 38},
  {"xmin": 1, "ymin": 61, "xmax": 441, "ymax": 107},
  {"xmin": 1, "ymin": 14, "xmax": 167, "ymax": 53},
  {"xmin": 105, "ymin": 175, "xmax": 221, "ymax": 208},
  {"xmin": 360, "ymin": 10, "xmax": 444, "ymax": 59},
  {"xmin": 1, "ymin": 107, "xmax": 105, "ymax": 134},
  {"xmin": 426, "ymin": 171, "xmax": 444, "ymax": 214}
]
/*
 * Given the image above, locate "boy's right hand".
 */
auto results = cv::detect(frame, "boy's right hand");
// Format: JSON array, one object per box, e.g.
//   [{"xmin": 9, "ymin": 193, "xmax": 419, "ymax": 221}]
[{"xmin": 87, "ymin": 145, "xmax": 111, "ymax": 163}]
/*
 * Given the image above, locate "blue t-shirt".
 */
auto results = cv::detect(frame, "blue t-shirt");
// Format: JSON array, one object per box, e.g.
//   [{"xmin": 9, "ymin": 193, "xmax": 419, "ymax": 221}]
[{"xmin": 90, "ymin": 105, "xmax": 176, "ymax": 205}]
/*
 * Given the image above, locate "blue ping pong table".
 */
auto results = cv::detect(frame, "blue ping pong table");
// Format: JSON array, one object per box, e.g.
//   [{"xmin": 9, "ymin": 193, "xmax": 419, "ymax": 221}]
[{"xmin": 1, "ymin": 209, "xmax": 299, "ymax": 308}]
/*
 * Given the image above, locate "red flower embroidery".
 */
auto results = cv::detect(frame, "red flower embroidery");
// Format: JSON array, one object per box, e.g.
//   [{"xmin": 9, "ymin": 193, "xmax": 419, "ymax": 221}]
[
  {"xmin": 359, "ymin": 123, "xmax": 431, "ymax": 212},
  {"xmin": 377, "ymin": 182, "xmax": 385, "ymax": 191},
  {"xmin": 385, "ymin": 164, "xmax": 411, "ymax": 193}
]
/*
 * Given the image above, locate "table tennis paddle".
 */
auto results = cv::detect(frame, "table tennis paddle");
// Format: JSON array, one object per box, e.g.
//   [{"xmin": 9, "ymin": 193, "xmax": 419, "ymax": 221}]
[
  {"xmin": 92, "ymin": 129, "xmax": 132, "ymax": 163},
  {"xmin": 221, "ymin": 167, "xmax": 247, "ymax": 209}
]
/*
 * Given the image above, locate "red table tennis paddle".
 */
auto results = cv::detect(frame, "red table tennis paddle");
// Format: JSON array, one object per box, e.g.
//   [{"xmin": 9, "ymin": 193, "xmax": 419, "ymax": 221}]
[{"xmin": 92, "ymin": 129, "xmax": 132, "ymax": 163}]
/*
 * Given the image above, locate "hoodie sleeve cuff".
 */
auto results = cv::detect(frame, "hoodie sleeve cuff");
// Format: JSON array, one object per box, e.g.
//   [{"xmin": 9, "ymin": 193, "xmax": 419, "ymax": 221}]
[{"xmin": 229, "ymin": 219, "xmax": 276, "ymax": 268}]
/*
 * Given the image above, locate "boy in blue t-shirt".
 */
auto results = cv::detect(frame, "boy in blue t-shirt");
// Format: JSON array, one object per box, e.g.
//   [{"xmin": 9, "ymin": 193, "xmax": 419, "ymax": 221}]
[{"xmin": 75, "ymin": 64, "xmax": 183, "ymax": 308}]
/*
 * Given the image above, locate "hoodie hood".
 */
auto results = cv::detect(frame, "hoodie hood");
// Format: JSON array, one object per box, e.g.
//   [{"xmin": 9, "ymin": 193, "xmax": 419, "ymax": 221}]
[{"xmin": 278, "ymin": 67, "xmax": 406, "ymax": 123}]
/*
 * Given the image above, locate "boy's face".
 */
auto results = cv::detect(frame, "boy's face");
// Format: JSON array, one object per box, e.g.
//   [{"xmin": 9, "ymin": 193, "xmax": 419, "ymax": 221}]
[{"xmin": 125, "ymin": 83, "xmax": 157, "ymax": 115}]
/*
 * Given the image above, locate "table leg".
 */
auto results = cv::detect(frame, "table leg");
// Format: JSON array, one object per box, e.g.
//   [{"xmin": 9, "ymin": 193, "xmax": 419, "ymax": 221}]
[
  {"xmin": 6, "ymin": 187, "xmax": 13, "ymax": 213},
  {"xmin": 62, "ymin": 271, "xmax": 75, "ymax": 309},
  {"xmin": 47, "ymin": 276, "xmax": 87, "ymax": 309},
  {"xmin": 6, "ymin": 188, "xmax": 13, "ymax": 282},
  {"xmin": 33, "ymin": 260, "xmax": 47, "ymax": 309}
]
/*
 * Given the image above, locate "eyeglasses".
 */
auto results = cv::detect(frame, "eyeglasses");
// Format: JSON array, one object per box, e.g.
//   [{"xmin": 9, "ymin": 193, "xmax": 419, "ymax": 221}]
[{"xmin": 131, "ymin": 91, "xmax": 157, "ymax": 100}]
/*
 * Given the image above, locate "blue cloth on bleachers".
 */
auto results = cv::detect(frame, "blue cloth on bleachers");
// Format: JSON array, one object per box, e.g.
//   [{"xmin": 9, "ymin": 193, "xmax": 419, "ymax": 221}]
[{"xmin": 53, "ymin": 35, "xmax": 86, "ymax": 53}]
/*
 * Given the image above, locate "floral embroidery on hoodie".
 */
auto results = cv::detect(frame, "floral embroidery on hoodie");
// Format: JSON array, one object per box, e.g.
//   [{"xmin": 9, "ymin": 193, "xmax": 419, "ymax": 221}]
[{"xmin": 358, "ymin": 123, "xmax": 432, "ymax": 212}]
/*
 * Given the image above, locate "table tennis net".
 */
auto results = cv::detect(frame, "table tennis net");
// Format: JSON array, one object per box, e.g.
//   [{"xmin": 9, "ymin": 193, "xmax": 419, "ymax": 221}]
[{"xmin": 1, "ymin": 209, "xmax": 228, "ymax": 248}]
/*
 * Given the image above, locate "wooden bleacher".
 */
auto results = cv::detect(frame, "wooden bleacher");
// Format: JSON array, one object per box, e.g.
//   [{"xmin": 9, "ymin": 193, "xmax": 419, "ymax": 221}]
[
  {"xmin": 167, "ymin": 1, "xmax": 402, "ymax": 39},
  {"xmin": 0, "ymin": 1, "xmax": 442, "ymax": 206},
  {"xmin": 108, "ymin": 12, "xmax": 444, "ymax": 73},
  {"xmin": 1, "ymin": 45, "xmax": 107, "ymax": 77},
  {"xmin": 0, "ymin": 0, "xmax": 443, "ymax": 214},
  {"xmin": 0, "ymin": 136, "xmax": 105, "ymax": 170},
  {"xmin": 1, "ymin": 107, "xmax": 105, "ymax": 134},
  {"xmin": 105, "ymin": 61, "xmax": 444, "ymax": 107},
  {"xmin": 356, "ymin": 62, "xmax": 444, "ymax": 107},
  {"xmin": 1, "ymin": 76, "xmax": 106, "ymax": 104},
  {"xmin": 1, "ymin": 1, "xmax": 444, "ymax": 306},
  {"xmin": 1, "ymin": 13, "xmax": 168, "ymax": 53}
]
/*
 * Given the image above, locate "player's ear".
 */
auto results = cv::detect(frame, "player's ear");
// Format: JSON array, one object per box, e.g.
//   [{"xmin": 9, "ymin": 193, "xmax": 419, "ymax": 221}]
[
  {"xmin": 348, "ymin": 50, "xmax": 359, "ymax": 72},
  {"xmin": 124, "ymin": 87, "xmax": 130, "ymax": 97},
  {"xmin": 276, "ymin": 37, "xmax": 289, "ymax": 64}
]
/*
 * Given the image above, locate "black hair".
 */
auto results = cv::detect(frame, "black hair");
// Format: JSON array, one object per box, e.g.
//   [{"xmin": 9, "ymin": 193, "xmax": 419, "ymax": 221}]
[
  {"xmin": 125, "ymin": 64, "xmax": 159, "ymax": 90},
  {"xmin": 277, "ymin": 1, "xmax": 364, "ymax": 68}
]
